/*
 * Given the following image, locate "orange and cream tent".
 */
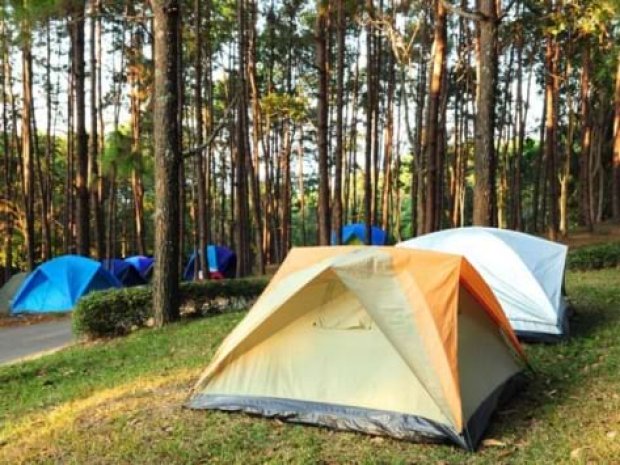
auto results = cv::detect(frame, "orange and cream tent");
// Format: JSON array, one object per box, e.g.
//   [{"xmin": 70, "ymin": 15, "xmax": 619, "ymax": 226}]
[{"xmin": 187, "ymin": 247, "xmax": 527, "ymax": 450}]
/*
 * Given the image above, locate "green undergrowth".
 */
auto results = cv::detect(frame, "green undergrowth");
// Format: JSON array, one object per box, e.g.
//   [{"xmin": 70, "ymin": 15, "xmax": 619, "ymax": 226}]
[
  {"xmin": 567, "ymin": 241, "xmax": 620, "ymax": 271},
  {"xmin": 73, "ymin": 277, "xmax": 268, "ymax": 338},
  {"xmin": 0, "ymin": 269, "xmax": 618, "ymax": 464}
]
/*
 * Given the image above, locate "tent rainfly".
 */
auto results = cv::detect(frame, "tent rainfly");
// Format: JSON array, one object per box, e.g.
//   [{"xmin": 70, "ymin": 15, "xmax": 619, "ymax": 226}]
[
  {"xmin": 102, "ymin": 259, "xmax": 146, "ymax": 287},
  {"xmin": 11, "ymin": 255, "xmax": 121, "ymax": 313},
  {"xmin": 332, "ymin": 223, "xmax": 387, "ymax": 245},
  {"xmin": 187, "ymin": 247, "xmax": 526, "ymax": 450},
  {"xmin": 183, "ymin": 245, "xmax": 237, "ymax": 281},
  {"xmin": 397, "ymin": 227, "xmax": 569, "ymax": 341},
  {"xmin": 124, "ymin": 256, "xmax": 154, "ymax": 280},
  {"xmin": 0, "ymin": 272, "xmax": 28, "ymax": 315}
]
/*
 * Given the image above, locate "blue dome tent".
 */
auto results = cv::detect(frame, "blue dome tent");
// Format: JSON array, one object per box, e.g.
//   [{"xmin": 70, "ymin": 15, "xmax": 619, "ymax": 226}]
[
  {"xmin": 184, "ymin": 245, "xmax": 237, "ymax": 280},
  {"xmin": 124, "ymin": 255, "xmax": 154, "ymax": 280},
  {"xmin": 331, "ymin": 223, "xmax": 388, "ymax": 246},
  {"xmin": 11, "ymin": 255, "xmax": 121, "ymax": 314},
  {"xmin": 102, "ymin": 259, "xmax": 146, "ymax": 287}
]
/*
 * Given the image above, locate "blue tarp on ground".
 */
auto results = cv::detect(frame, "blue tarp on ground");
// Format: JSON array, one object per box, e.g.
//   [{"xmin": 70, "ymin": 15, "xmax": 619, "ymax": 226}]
[
  {"xmin": 102, "ymin": 259, "xmax": 146, "ymax": 287},
  {"xmin": 183, "ymin": 245, "xmax": 237, "ymax": 280},
  {"xmin": 124, "ymin": 256, "xmax": 154, "ymax": 279},
  {"xmin": 11, "ymin": 255, "xmax": 121, "ymax": 313},
  {"xmin": 331, "ymin": 223, "xmax": 388, "ymax": 246}
]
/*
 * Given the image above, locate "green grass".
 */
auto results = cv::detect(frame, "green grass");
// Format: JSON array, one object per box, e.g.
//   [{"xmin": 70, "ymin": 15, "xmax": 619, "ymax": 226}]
[{"xmin": 1, "ymin": 269, "xmax": 619, "ymax": 464}]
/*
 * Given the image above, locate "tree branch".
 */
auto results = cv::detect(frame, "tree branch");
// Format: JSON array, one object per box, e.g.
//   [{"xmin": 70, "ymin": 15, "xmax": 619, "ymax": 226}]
[
  {"xmin": 183, "ymin": 95, "xmax": 239, "ymax": 158},
  {"xmin": 440, "ymin": 0, "xmax": 490, "ymax": 22}
]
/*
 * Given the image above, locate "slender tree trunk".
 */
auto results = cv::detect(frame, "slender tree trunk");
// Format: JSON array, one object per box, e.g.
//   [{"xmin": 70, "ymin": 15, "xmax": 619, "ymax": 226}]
[
  {"xmin": 153, "ymin": 0, "xmax": 181, "ymax": 326},
  {"xmin": 560, "ymin": 53, "xmax": 574, "ymax": 237},
  {"xmin": 70, "ymin": 1, "xmax": 90, "ymax": 256},
  {"xmin": 579, "ymin": 43, "xmax": 593, "ymax": 230},
  {"xmin": 298, "ymin": 126, "xmax": 306, "ymax": 245},
  {"xmin": 316, "ymin": 0, "xmax": 330, "ymax": 245},
  {"xmin": 381, "ymin": 48, "xmax": 395, "ymax": 234},
  {"xmin": 414, "ymin": 42, "xmax": 427, "ymax": 235},
  {"xmin": 332, "ymin": 0, "xmax": 345, "ymax": 244},
  {"xmin": 2, "ymin": 21, "xmax": 14, "ymax": 280},
  {"xmin": 21, "ymin": 21, "xmax": 35, "ymax": 270},
  {"xmin": 473, "ymin": 0, "xmax": 497, "ymax": 226},
  {"xmin": 544, "ymin": 7, "xmax": 559, "ymax": 240},
  {"xmin": 64, "ymin": 44, "xmax": 74, "ymax": 254},
  {"xmin": 424, "ymin": 0, "xmax": 446, "ymax": 233},
  {"xmin": 129, "ymin": 11, "xmax": 146, "ymax": 256},
  {"xmin": 234, "ymin": 0, "xmax": 251, "ymax": 275},
  {"xmin": 246, "ymin": 0, "xmax": 265, "ymax": 272},
  {"xmin": 41, "ymin": 20, "xmax": 52, "ymax": 261},
  {"xmin": 90, "ymin": 0, "xmax": 104, "ymax": 259},
  {"xmin": 611, "ymin": 52, "xmax": 620, "ymax": 221},
  {"xmin": 194, "ymin": 0, "xmax": 209, "ymax": 278}
]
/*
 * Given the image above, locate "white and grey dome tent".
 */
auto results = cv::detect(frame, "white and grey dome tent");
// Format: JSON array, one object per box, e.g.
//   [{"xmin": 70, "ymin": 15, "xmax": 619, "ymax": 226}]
[{"xmin": 397, "ymin": 227, "xmax": 569, "ymax": 341}]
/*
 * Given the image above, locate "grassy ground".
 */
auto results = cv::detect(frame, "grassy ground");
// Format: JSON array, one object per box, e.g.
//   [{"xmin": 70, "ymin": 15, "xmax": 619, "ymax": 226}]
[{"xmin": 0, "ymin": 269, "xmax": 618, "ymax": 464}]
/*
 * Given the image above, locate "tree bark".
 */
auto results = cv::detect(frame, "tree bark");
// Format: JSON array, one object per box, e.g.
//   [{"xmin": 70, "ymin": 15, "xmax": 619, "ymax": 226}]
[
  {"xmin": 333, "ymin": 0, "xmax": 345, "ymax": 244},
  {"xmin": 424, "ymin": 0, "xmax": 447, "ymax": 233},
  {"xmin": 246, "ymin": 0, "xmax": 265, "ymax": 272},
  {"xmin": 194, "ymin": 0, "xmax": 209, "ymax": 278},
  {"xmin": 473, "ymin": 0, "xmax": 497, "ymax": 226},
  {"xmin": 90, "ymin": 0, "xmax": 104, "ymax": 259},
  {"xmin": 611, "ymin": 51, "xmax": 620, "ymax": 221},
  {"xmin": 21, "ymin": 20, "xmax": 35, "ymax": 270},
  {"xmin": 316, "ymin": 0, "xmax": 330, "ymax": 245},
  {"xmin": 153, "ymin": 0, "xmax": 181, "ymax": 326},
  {"xmin": 364, "ymin": 0, "xmax": 374, "ymax": 242},
  {"xmin": 579, "ymin": 43, "xmax": 593, "ymax": 230},
  {"xmin": 70, "ymin": 1, "xmax": 90, "ymax": 256},
  {"xmin": 544, "ymin": 8, "xmax": 559, "ymax": 240}
]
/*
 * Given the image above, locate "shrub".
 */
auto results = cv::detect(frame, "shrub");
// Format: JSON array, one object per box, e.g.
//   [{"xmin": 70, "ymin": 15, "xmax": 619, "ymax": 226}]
[
  {"xmin": 73, "ymin": 277, "xmax": 269, "ymax": 338},
  {"xmin": 567, "ymin": 242, "xmax": 620, "ymax": 271}
]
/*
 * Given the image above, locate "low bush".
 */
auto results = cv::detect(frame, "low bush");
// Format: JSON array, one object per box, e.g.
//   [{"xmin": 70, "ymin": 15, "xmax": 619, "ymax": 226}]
[
  {"xmin": 73, "ymin": 277, "xmax": 269, "ymax": 338},
  {"xmin": 567, "ymin": 242, "xmax": 620, "ymax": 271}
]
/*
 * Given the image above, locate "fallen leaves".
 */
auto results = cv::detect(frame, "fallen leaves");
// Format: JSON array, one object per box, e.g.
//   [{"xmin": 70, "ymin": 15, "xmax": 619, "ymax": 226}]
[{"xmin": 481, "ymin": 438, "xmax": 507, "ymax": 448}]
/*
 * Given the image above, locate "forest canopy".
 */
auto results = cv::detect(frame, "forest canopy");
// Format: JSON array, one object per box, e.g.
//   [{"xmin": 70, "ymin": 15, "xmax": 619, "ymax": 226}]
[{"xmin": 0, "ymin": 0, "xmax": 619, "ymax": 279}]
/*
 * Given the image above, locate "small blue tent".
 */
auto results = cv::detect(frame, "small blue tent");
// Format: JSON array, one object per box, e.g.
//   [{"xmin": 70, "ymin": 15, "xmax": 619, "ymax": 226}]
[
  {"xmin": 124, "ymin": 255, "xmax": 154, "ymax": 279},
  {"xmin": 102, "ymin": 259, "xmax": 146, "ymax": 287},
  {"xmin": 331, "ymin": 223, "xmax": 388, "ymax": 246},
  {"xmin": 11, "ymin": 255, "xmax": 121, "ymax": 313},
  {"xmin": 183, "ymin": 245, "xmax": 237, "ymax": 280}
]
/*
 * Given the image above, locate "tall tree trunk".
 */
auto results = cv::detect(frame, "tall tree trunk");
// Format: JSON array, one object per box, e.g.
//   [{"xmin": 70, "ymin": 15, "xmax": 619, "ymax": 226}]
[
  {"xmin": 364, "ymin": 0, "xmax": 375, "ymax": 242},
  {"xmin": 40, "ymin": 20, "xmax": 52, "ymax": 261},
  {"xmin": 297, "ymin": 126, "xmax": 306, "ymax": 245},
  {"xmin": 381, "ymin": 47, "xmax": 395, "ymax": 234},
  {"xmin": 579, "ymin": 43, "xmax": 593, "ymax": 230},
  {"xmin": 70, "ymin": 1, "xmax": 90, "ymax": 256},
  {"xmin": 129, "ymin": 11, "xmax": 146, "ymax": 256},
  {"xmin": 194, "ymin": 0, "xmax": 208, "ymax": 278},
  {"xmin": 560, "ymin": 53, "xmax": 574, "ymax": 237},
  {"xmin": 234, "ymin": 0, "xmax": 251, "ymax": 275},
  {"xmin": 246, "ymin": 0, "xmax": 265, "ymax": 272},
  {"xmin": 544, "ymin": 6, "xmax": 559, "ymax": 240},
  {"xmin": 153, "ymin": 0, "xmax": 181, "ymax": 326},
  {"xmin": 473, "ymin": 0, "xmax": 497, "ymax": 226},
  {"xmin": 90, "ymin": 0, "xmax": 104, "ymax": 259},
  {"xmin": 332, "ymin": 0, "xmax": 345, "ymax": 244},
  {"xmin": 424, "ymin": 0, "xmax": 446, "ymax": 234},
  {"xmin": 611, "ymin": 51, "xmax": 620, "ymax": 221},
  {"xmin": 21, "ymin": 20, "xmax": 35, "ymax": 270},
  {"xmin": 64, "ymin": 45, "xmax": 74, "ymax": 254},
  {"xmin": 316, "ymin": 0, "xmax": 330, "ymax": 245},
  {"xmin": 2, "ymin": 21, "xmax": 14, "ymax": 280}
]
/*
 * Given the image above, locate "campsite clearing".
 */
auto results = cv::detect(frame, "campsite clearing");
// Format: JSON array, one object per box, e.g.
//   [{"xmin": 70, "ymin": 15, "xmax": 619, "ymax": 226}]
[{"xmin": 1, "ymin": 268, "xmax": 618, "ymax": 464}]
